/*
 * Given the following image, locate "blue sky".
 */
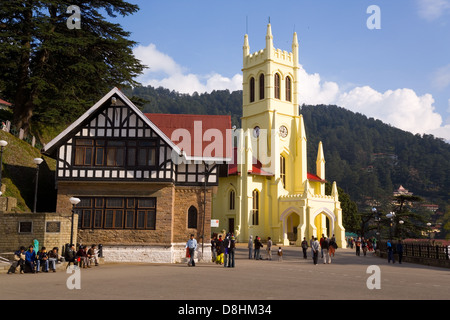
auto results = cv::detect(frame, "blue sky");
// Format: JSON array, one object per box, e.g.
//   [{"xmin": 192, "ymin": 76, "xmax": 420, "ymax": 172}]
[{"xmin": 111, "ymin": 0, "xmax": 450, "ymax": 141}]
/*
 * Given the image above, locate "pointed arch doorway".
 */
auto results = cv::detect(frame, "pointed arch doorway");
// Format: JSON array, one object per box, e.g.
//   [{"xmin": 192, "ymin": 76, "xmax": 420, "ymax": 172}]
[
  {"xmin": 311, "ymin": 207, "xmax": 336, "ymax": 239},
  {"xmin": 280, "ymin": 207, "xmax": 303, "ymax": 245}
]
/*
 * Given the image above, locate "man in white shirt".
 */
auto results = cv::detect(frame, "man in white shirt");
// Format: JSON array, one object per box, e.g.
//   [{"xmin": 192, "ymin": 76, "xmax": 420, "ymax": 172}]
[{"xmin": 186, "ymin": 234, "xmax": 198, "ymax": 267}]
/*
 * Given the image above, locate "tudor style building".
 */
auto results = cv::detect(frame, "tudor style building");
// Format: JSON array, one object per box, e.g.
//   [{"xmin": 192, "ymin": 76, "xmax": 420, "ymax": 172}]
[{"xmin": 43, "ymin": 87, "xmax": 231, "ymax": 263}]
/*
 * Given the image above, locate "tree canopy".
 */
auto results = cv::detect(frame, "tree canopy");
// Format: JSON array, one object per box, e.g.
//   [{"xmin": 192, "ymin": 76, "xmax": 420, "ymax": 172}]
[{"xmin": 0, "ymin": 0, "xmax": 145, "ymax": 132}]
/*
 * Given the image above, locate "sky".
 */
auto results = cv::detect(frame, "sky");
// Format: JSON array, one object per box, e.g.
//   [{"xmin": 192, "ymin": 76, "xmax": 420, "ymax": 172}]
[{"xmin": 111, "ymin": 0, "xmax": 450, "ymax": 142}]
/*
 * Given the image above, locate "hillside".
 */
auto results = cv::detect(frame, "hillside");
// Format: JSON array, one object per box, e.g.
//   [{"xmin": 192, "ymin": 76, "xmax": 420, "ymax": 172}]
[
  {"xmin": 125, "ymin": 86, "xmax": 450, "ymax": 212},
  {"xmin": 0, "ymin": 128, "xmax": 56, "ymax": 212}
]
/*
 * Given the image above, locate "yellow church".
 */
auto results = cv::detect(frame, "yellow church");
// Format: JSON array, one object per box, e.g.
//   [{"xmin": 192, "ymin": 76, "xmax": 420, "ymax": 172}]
[{"xmin": 212, "ymin": 24, "xmax": 346, "ymax": 248}]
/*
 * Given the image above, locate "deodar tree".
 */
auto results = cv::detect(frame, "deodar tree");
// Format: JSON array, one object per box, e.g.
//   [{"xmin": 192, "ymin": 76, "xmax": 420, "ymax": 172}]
[{"xmin": 0, "ymin": 0, "xmax": 146, "ymax": 132}]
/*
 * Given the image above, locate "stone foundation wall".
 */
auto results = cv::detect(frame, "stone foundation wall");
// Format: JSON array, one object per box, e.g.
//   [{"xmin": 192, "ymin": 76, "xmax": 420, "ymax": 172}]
[
  {"xmin": 101, "ymin": 243, "xmax": 212, "ymax": 264},
  {"xmin": 0, "ymin": 211, "xmax": 73, "ymax": 254}
]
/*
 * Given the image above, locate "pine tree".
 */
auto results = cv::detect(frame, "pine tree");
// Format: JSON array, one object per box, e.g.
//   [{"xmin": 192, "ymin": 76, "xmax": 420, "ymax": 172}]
[{"xmin": 0, "ymin": 0, "xmax": 145, "ymax": 132}]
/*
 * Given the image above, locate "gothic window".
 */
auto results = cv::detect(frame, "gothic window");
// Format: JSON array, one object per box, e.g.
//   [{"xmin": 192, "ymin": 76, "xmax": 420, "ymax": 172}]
[
  {"xmin": 280, "ymin": 155, "xmax": 286, "ymax": 188},
  {"xmin": 274, "ymin": 73, "xmax": 280, "ymax": 99},
  {"xmin": 188, "ymin": 206, "xmax": 198, "ymax": 229},
  {"xmin": 250, "ymin": 77, "xmax": 255, "ymax": 103},
  {"xmin": 252, "ymin": 189, "xmax": 259, "ymax": 225},
  {"xmin": 286, "ymin": 76, "xmax": 292, "ymax": 102},
  {"xmin": 229, "ymin": 189, "xmax": 235, "ymax": 210},
  {"xmin": 259, "ymin": 74, "xmax": 265, "ymax": 100}
]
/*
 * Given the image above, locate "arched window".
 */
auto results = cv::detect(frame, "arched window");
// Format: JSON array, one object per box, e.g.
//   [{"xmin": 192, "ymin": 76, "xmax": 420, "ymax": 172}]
[
  {"xmin": 280, "ymin": 155, "xmax": 286, "ymax": 188},
  {"xmin": 252, "ymin": 190, "xmax": 259, "ymax": 225},
  {"xmin": 187, "ymin": 206, "xmax": 197, "ymax": 229},
  {"xmin": 259, "ymin": 74, "xmax": 265, "ymax": 100},
  {"xmin": 274, "ymin": 73, "xmax": 280, "ymax": 99},
  {"xmin": 229, "ymin": 190, "xmax": 235, "ymax": 210},
  {"xmin": 285, "ymin": 76, "xmax": 292, "ymax": 102},
  {"xmin": 250, "ymin": 77, "xmax": 255, "ymax": 102}
]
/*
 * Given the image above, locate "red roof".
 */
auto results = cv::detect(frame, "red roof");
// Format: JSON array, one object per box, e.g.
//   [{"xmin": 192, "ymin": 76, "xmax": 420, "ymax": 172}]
[
  {"xmin": 145, "ymin": 113, "xmax": 232, "ymax": 160},
  {"xmin": 307, "ymin": 173, "xmax": 326, "ymax": 182},
  {"xmin": 0, "ymin": 98, "xmax": 12, "ymax": 106}
]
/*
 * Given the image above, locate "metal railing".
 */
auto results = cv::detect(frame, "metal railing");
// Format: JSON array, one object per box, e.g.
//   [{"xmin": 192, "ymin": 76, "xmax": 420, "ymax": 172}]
[{"xmin": 378, "ymin": 240, "xmax": 450, "ymax": 261}]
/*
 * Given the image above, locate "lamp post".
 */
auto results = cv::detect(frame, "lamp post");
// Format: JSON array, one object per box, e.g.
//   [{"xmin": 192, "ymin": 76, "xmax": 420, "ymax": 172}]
[
  {"xmin": 386, "ymin": 212, "xmax": 395, "ymax": 240},
  {"xmin": 69, "ymin": 197, "xmax": 81, "ymax": 246},
  {"xmin": 398, "ymin": 220, "xmax": 404, "ymax": 239},
  {"xmin": 33, "ymin": 158, "xmax": 43, "ymax": 213},
  {"xmin": 427, "ymin": 222, "xmax": 432, "ymax": 240},
  {"xmin": 201, "ymin": 162, "xmax": 210, "ymax": 259},
  {"xmin": 0, "ymin": 140, "xmax": 7, "ymax": 193}
]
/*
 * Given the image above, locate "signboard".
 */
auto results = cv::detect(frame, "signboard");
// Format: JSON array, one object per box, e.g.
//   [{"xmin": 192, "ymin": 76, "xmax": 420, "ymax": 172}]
[
  {"xmin": 46, "ymin": 221, "xmax": 61, "ymax": 233},
  {"xmin": 211, "ymin": 219, "xmax": 219, "ymax": 228}
]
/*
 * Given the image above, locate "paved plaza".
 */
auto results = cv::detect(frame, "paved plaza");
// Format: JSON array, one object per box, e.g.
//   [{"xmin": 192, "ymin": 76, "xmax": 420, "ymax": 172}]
[{"xmin": 1, "ymin": 244, "xmax": 448, "ymax": 301}]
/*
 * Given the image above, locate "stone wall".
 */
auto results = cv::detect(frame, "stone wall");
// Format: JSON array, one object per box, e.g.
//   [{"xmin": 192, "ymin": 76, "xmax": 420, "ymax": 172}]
[{"xmin": 0, "ymin": 211, "xmax": 74, "ymax": 255}]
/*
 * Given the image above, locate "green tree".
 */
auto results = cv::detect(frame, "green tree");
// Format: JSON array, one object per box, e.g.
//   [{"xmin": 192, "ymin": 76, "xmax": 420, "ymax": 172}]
[{"xmin": 0, "ymin": 0, "xmax": 145, "ymax": 132}]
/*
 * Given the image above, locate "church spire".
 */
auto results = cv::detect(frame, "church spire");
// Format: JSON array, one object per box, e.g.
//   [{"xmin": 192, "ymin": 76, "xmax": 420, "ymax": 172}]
[
  {"xmin": 243, "ymin": 34, "xmax": 250, "ymax": 58},
  {"xmin": 266, "ymin": 23, "xmax": 273, "ymax": 58},
  {"xmin": 316, "ymin": 141, "xmax": 325, "ymax": 180}
]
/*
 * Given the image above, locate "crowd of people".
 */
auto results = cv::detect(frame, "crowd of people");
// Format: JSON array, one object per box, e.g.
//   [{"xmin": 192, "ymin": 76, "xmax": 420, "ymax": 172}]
[
  {"xmin": 7, "ymin": 243, "xmax": 100, "ymax": 274},
  {"xmin": 346, "ymin": 236, "xmax": 378, "ymax": 256},
  {"xmin": 210, "ymin": 233, "xmax": 237, "ymax": 267}
]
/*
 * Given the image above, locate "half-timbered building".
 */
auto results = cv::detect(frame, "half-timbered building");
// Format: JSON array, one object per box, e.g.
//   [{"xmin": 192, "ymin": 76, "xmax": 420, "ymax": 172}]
[{"xmin": 43, "ymin": 87, "xmax": 231, "ymax": 263}]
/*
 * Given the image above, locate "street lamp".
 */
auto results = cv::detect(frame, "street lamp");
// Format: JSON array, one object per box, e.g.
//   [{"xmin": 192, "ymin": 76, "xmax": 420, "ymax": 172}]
[
  {"xmin": 0, "ymin": 140, "xmax": 7, "ymax": 193},
  {"xmin": 427, "ymin": 222, "xmax": 432, "ymax": 240},
  {"xmin": 386, "ymin": 212, "xmax": 395, "ymax": 240},
  {"xmin": 69, "ymin": 197, "xmax": 81, "ymax": 246},
  {"xmin": 33, "ymin": 158, "xmax": 44, "ymax": 213}
]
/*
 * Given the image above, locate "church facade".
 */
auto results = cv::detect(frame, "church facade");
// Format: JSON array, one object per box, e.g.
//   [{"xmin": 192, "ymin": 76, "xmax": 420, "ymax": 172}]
[{"xmin": 212, "ymin": 24, "xmax": 346, "ymax": 248}]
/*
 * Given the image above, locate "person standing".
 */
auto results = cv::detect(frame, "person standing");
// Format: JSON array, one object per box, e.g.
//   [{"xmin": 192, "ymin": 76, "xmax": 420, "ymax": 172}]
[
  {"xmin": 223, "ymin": 234, "xmax": 230, "ymax": 268},
  {"xmin": 266, "ymin": 237, "xmax": 273, "ymax": 260},
  {"xmin": 301, "ymin": 237, "xmax": 308, "ymax": 259},
  {"xmin": 309, "ymin": 235, "xmax": 315, "ymax": 260},
  {"xmin": 361, "ymin": 237, "xmax": 368, "ymax": 256},
  {"xmin": 211, "ymin": 235, "xmax": 217, "ymax": 263},
  {"xmin": 322, "ymin": 236, "xmax": 331, "ymax": 264},
  {"xmin": 355, "ymin": 237, "xmax": 361, "ymax": 256},
  {"xmin": 186, "ymin": 234, "xmax": 198, "ymax": 267},
  {"xmin": 319, "ymin": 234, "xmax": 325, "ymax": 258},
  {"xmin": 227, "ymin": 236, "xmax": 236, "ymax": 267},
  {"xmin": 311, "ymin": 237, "xmax": 320, "ymax": 265},
  {"xmin": 216, "ymin": 235, "xmax": 224, "ymax": 265},
  {"xmin": 387, "ymin": 240, "xmax": 395, "ymax": 263},
  {"xmin": 277, "ymin": 247, "xmax": 283, "ymax": 261},
  {"xmin": 396, "ymin": 240, "xmax": 404, "ymax": 264},
  {"xmin": 248, "ymin": 235, "xmax": 253, "ymax": 259},
  {"xmin": 254, "ymin": 236, "xmax": 263, "ymax": 260}
]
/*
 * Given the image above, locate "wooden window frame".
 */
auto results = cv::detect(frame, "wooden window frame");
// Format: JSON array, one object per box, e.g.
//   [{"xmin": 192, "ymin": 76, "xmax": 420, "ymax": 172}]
[
  {"xmin": 252, "ymin": 190, "xmax": 259, "ymax": 225},
  {"xmin": 274, "ymin": 73, "xmax": 280, "ymax": 100},
  {"xmin": 250, "ymin": 77, "xmax": 255, "ymax": 103},
  {"xmin": 285, "ymin": 76, "xmax": 292, "ymax": 102},
  {"xmin": 259, "ymin": 74, "xmax": 265, "ymax": 100}
]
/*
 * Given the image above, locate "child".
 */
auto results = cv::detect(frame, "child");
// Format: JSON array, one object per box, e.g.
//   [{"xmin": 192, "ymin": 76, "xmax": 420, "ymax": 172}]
[{"xmin": 277, "ymin": 247, "xmax": 283, "ymax": 261}]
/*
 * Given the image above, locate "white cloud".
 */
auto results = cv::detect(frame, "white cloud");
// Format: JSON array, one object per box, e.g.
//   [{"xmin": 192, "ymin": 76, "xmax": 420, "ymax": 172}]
[
  {"xmin": 134, "ymin": 43, "xmax": 450, "ymax": 142},
  {"xmin": 134, "ymin": 43, "xmax": 242, "ymax": 94},
  {"xmin": 298, "ymin": 63, "xmax": 450, "ymax": 142},
  {"xmin": 417, "ymin": 0, "xmax": 450, "ymax": 21}
]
